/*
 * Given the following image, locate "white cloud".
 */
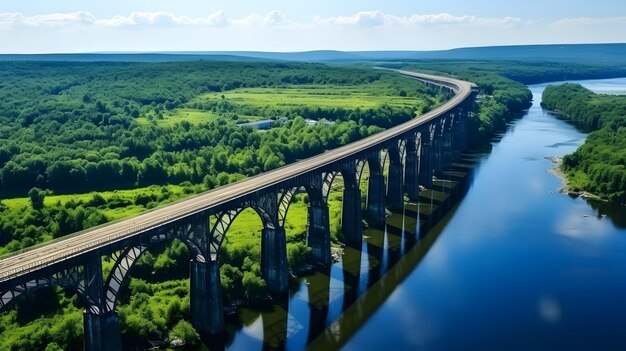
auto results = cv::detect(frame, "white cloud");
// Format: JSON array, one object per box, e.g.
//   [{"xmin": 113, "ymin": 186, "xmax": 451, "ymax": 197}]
[
  {"xmin": 2, "ymin": 10, "xmax": 623, "ymax": 53},
  {"xmin": 0, "ymin": 10, "xmax": 522, "ymax": 30},
  {"xmin": 95, "ymin": 11, "xmax": 229, "ymax": 27},
  {"xmin": 0, "ymin": 11, "xmax": 96, "ymax": 28},
  {"xmin": 229, "ymin": 10, "xmax": 291, "ymax": 27},
  {"xmin": 0, "ymin": 10, "xmax": 292, "ymax": 29},
  {"xmin": 554, "ymin": 16, "xmax": 626, "ymax": 26},
  {"xmin": 315, "ymin": 11, "xmax": 522, "ymax": 27},
  {"xmin": 263, "ymin": 10, "xmax": 290, "ymax": 26}
]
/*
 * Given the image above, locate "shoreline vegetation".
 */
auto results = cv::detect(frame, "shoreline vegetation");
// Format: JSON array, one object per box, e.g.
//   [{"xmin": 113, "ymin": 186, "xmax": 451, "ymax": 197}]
[
  {"xmin": 542, "ymin": 83, "xmax": 626, "ymax": 205},
  {"xmin": 1, "ymin": 60, "xmax": 625, "ymax": 350},
  {"xmin": 546, "ymin": 156, "xmax": 603, "ymax": 201}
]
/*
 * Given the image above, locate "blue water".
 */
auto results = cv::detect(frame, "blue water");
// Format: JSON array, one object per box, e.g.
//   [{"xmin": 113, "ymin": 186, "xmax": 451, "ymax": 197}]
[
  {"xmin": 221, "ymin": 78, "xmax": 626, "ymax": 350},
  {"xmin": 344, "ymin": 78, "xmax": 626, "ymax": 350}
]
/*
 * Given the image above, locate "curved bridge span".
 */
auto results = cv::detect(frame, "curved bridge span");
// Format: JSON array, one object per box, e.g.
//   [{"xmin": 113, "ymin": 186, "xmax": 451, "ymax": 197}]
[{"xmin": 0, "ymin": 71, "xmax": 477, "ymax": 350}]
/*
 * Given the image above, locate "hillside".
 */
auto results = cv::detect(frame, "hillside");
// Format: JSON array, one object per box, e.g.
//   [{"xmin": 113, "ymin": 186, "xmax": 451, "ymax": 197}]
[{"xmin": 2, "ymin": 43, "xmax": 626, "ymax": 66}]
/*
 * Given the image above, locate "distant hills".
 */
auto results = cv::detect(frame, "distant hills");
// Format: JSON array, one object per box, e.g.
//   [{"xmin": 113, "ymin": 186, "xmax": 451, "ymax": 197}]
[{"xmin": 1, "ymin": 43, "xmax": 625, "ymax": 66}]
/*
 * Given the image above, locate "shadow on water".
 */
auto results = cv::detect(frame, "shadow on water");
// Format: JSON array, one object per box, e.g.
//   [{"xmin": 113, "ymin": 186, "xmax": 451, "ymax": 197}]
[
  {"xmin": 585, "ymin": 200, "xmax": 626, "ymax": 229},
  {"xmin": 211, "ymin": 145, "xmax": 489, "ymax": 351},
  {"xmin": 306, "ymin": 156, "xmax": 476, "ymax": 350}
]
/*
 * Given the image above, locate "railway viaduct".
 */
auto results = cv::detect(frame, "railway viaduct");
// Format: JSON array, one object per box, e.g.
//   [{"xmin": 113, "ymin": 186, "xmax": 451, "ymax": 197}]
[{"xmin": 0, "ymin": 71, "xmax": 477, "ymax": 350}]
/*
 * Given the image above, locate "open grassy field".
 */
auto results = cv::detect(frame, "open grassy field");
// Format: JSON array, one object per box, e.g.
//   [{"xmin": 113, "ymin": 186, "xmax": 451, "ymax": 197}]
[
  {"xmin": 135, "ymin": 109, "xmax": 264, "ymax": 127},
  {"xmin": 135, "ymin": 81, "xmax": 432, "ymax": 127},
  {"xmin": 195, "ymin": 85, "xmax": 427, "ymax": 110},
  {"xmin": 1, "ymin": 185, "xmax": 191, "ymax": 222}
]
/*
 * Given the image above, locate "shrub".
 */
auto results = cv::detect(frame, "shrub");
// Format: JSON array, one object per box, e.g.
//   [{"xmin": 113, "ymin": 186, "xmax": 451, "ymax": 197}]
[{"xmin": 169, "ymin": 320, "xmax": 200, "ymax": 345}]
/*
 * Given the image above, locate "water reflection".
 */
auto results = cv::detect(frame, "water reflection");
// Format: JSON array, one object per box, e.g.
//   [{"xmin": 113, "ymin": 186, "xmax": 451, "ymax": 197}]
[
  {"xmin": 216, "ymin": 152, "xmax": 478, "ymax": 350},
  {"xmin": 343, "ymin": 79, "xmax": 626, "ymax": 351},
  {"xmin": 586, "ymin": 200, "xmax": 626, "ymax": 229}
]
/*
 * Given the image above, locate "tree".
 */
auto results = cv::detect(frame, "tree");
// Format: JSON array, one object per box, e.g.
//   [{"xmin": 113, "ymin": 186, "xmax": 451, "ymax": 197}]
[
  {"xmin": 169, "ymin": 320, "xmax": 200, "ymax": 345},
  {"xmin": 28, "ymin": 187, "xmax": 46, "ymax": 210},
  {"xmin": 242, "ymin": 271, "xmax": 267, "ymax": 301},
  {"xmin": 45, "ymin": 343, "xmax": 64, "ymax": 351}
]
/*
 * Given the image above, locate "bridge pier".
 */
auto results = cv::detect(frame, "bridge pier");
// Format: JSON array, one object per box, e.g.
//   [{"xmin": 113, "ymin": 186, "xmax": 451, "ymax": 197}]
[
  {"xmin": 405, "ymin": 141, "xmax": 420, "ymax": 200},
  {"xmin": 454, "ymin": 108, "xmax": 469, "ymax": 156},
  {"xmin": 366, "ymin": 172, "xmax": 386, "ymax": 227},
  {"xmin": 83, "ymin": 253, "xmax": 122, "ymax": 351},
  {"xmin": 459, "ymin": 107, "xmax": 469, "ymax": 151},
  {"xmin": 365, "ymin": 155, "xmax": 386, "ymax": 228},
  {"xmin": 190, "ymin": 259, "xmax": 224, "ymax": 335},
  {"xmin": 419, "ymin": 142, "xmax": 433, "ymax": 188},
  {"xmin": 386, "ymin": 158, "xmax": 404, "ymax": 212},
  {"xmin": 342, "ymin": 186, "xmax": 362, "ymax": 247},
  {"xmin": 307, "ymin": 201, "xmax": 331, "ymax": 265},
  {"xmin": 452, "ymin": 117, "xmax": 462, "ymax": 159},
  {"xmin": 443, "ymin": 126, "xmax": 453, "ymax": 169},
  {"xmin": 84, "ymin": 311, "xmax": 122, "ymax": 351},
  {"xmin": 261, "ymin": 227, "xmax": 288, "ymax": 294},
  {"xmin": 433, "ymin": 133, "xmax": 444, "ymax": 177}
]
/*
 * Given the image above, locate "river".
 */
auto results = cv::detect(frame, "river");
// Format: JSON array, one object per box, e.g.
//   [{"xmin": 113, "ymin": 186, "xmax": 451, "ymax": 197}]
[{"xmin": 217, "ymin": 78, "xmax": 626, "ymax": 350}]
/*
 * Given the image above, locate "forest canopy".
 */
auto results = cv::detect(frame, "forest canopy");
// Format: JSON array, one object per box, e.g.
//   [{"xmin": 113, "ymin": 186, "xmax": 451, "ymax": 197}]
[
  {"xmin": 542, "ymin": 84, "xmax": 626, "ymax": 204},
  {"xmin": 0, "ymin": 61, "xmax": 440, "ymax": 197}
]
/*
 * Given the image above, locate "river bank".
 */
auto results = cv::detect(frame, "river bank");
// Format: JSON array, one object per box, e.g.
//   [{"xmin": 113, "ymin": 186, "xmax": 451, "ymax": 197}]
[{"xmin": 546, "ymin": 156, "xmax": 603, "ymax": 201}]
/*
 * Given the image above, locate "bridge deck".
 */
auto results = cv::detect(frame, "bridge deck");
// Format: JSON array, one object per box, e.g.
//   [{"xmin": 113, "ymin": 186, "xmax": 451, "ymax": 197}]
[{"xmin": 0, "ymin": 71, "xmax": 474, "ymax": 282}]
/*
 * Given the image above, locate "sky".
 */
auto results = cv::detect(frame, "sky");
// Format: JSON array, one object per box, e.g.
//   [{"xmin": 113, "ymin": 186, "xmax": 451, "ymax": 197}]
[{"xmin": 0, "ymin": 0, "xmax": 625, "ymax": 53}]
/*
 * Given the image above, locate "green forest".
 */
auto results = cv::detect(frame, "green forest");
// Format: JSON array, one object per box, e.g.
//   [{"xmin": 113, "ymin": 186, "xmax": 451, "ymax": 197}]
[{"xmin": 542, "ymin": 84, "xmax": 626, "ymax": 204}]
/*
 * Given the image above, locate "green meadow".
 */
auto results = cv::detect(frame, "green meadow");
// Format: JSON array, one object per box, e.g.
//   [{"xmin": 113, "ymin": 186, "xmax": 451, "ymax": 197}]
[
  {"xmin": 1, "ymin": 185, "xmax": 190, "ymax": 222},
  {"xmin": 136, "ymin": 80, "xmax": 434, "ymax": 127},
  {"xmin": 197, "ymin": 85, "xmax": 427, "ymax": 110}
]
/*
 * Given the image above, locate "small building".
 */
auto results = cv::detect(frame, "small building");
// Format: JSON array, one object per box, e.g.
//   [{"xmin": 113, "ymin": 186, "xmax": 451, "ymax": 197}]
[{"xmin": 237, "ymin": 119, "xmax": 274, "ymax": 130}]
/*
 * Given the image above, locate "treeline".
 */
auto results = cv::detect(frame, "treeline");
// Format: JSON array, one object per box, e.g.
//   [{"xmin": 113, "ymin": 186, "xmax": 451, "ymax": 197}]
[
  {"xmin": 542, "ymin": 84, "xmax": 626, "ymax": 204},
  {"xmin": 0, "ymin": 117, "xmax": 381, "ymax": 195},
  {"xmin": 0, "ymin": 61, "xmax": 433, "ymax": 196},
  {"xmin": 495, "ymin": 61, "xmax": 626, "ymax": 85},
  {"xmin": 398, "ymin": 61, "xmax": 533, "ymax": 145},
  {"xmin": 396, "ymin": 60, "xmax": 626, "ymax": 147},
  {"xmin": 0, "ymin": 186, "xmax": 193, "ymax": 255}
]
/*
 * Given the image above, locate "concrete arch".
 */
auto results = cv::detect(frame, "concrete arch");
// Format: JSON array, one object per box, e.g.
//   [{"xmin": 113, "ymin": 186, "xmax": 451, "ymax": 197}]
[
  {"xmin": 104, "ymin": 216, "xmax": 214, "ymax": 314},
  {"xmin": 0, "ymin": 265, "xmax": 95, "ymax": 314},
  {"xmin": 322, "ymin": 168, "xmax": 359, "ymax": 204},
  {"xmin": 149, "ymin": 216, "xmax": 209, "ymax": 263},
  {"xmin": 277, "ymin": 183, "xmax": 327, "ymax": 228},
  {"xmin": 208, "ymin": 203, "xmax": 273, "ymax": 262},
  {"xmin": 102, "ymin": 246, "xmax": 148, "ymax": 314}
]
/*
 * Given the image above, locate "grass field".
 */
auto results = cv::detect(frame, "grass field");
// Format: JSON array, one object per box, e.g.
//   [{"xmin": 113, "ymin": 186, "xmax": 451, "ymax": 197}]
[
  {"xmin": 195, "ymin": 85, "xmax": 427, "ymax": 110},
  {"xmin": 135, "ymin": 83, "xmax": 431, "ymax": 127},
  {"xmin": 135, "ymin": 109, "xmax": 264, "ymax": 127},
  {"xmin": 1, "ymin": 185, "xmax": 191, "ymax": 221}
]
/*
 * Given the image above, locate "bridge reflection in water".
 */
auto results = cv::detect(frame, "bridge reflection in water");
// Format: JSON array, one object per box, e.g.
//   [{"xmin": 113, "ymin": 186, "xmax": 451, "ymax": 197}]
[{"xmin": 216, "ymin": 152, "xmax": 479, "ymax": 351}]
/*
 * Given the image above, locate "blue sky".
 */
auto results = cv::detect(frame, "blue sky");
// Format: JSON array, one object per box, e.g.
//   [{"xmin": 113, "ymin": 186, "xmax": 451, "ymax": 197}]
[{"xmin": 0, "ymin": 0, "xmax": 625, "ymax": 53}]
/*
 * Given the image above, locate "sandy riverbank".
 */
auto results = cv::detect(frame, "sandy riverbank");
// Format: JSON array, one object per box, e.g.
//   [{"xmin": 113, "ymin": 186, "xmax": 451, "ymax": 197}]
[{"xmin": 546, "ymin": 156, "xmax": 603, "ymax": 201}]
